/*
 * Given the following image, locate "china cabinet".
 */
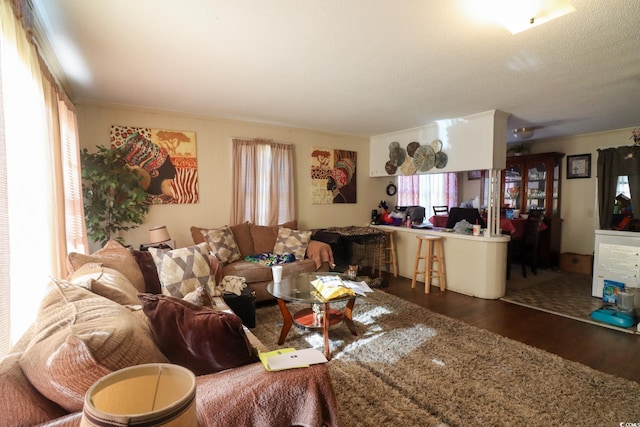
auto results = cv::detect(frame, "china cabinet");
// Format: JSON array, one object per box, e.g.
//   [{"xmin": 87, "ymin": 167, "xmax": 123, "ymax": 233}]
[{"xmin": 501, "ymin": 152, "xmax": 565, "ymax": 267}]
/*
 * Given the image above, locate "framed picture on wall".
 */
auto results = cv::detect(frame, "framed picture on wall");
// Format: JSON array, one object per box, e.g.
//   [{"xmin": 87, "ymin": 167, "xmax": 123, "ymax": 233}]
[
  {"xmin": 567, "ymin": 154, "xmax": 591, "ymax": 179},
  {"xmin": 467, "ymin": 170, "xmax": 482, "ymax": 180}
]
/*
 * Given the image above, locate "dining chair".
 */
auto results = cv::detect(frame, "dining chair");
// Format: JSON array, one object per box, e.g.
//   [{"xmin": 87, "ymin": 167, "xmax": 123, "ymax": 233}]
[
  {"xmin": 511, "ymin": 215, "xmax": 544, "ymax": 278},
  {"xmin": 432, "ymin": 206, "xmax": 449, "ymax": 216}
]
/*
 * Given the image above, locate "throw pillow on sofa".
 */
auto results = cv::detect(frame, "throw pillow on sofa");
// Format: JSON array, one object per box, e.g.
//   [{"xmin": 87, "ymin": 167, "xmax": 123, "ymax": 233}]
[
  {"xmin": 201, "ymin": 225, "xmax": 242, "ymax": 263},
  {"xmin": 249, "ymin": 220, "xmax": 298, "ymax": 254},
  {"xmin": 67, "ymin": 239, "xmax": 146, "ymax": 293},
  {"xmin": 138, "ymin": 293, "xmax": 259, "ymax": 375},
  {"xmin": 149, "ymin": 243, "xmax": 216, "ymax": 298},
  {"xmin": 274, "ymin": 227, "xmax": 312, "ymax": 261},
  {"xmin": 66, "ymin": 262, "xmax": 141, "ymax": 306},
  {"xmin": 19, "ymin": 279, "xmax": 168, "ymax": 412}
]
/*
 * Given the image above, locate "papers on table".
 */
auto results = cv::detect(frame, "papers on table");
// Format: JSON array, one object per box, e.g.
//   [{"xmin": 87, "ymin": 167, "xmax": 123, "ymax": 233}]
[
  {"xmin": 311, "ymin": 275, "xmax": 374, "ymax": 299},
  {"xmin": 259, "ymin": 348, "xmax": 328, "ymax": 371}
]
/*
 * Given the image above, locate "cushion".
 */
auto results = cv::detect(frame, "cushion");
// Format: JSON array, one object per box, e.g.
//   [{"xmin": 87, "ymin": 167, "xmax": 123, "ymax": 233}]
[
  {"xmin": 274, "ymin": 227, "xmax": 312, "ymax": 261},
  {"xmin": 19, "ymin": 279, "xmax": 168, "ymax": 412},
  {"xmin": 149, "ymin": 243, "xmax": 216, "ymax": 298},
  {"xmin": 138, "ymin": 293, "xmax": 259, "ymax": 375},
  {"xmin": 132, "ymin": 249, "xmax": 163, "ymax": 294},
  {"xmin": 183, "ymin": 285, "xmax": 215, "ymax": 308},
  {"xmin": 0, "ymin": 351, "xmax": 67, "ymax": 426},
  {"xmin": 67, "ymin": 240, "xmax": 146, "ymax": 293},
  {"xmin": 190, "ymin": 226, "xmax": 208, "ymax": 245},
  {"xmin": 66, "ymin": 262, "xmax": 140, "ymax": 305},
  {"xmin": 249, "ymin": 220, "xmax": 297, "ymax": 254},
  {"xmin": 229, "ymin": 222, "xmax": 254, "ymax": 258},
  {"xmin": 202, "ymin": 225, "xmax": 242, "ymax": 263}
]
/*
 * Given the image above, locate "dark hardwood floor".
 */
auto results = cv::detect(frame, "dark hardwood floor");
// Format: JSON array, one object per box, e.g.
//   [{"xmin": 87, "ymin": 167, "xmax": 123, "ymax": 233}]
[{"xmin": 382, "ymin": 273, "xmax": 640, "ymax": 383}]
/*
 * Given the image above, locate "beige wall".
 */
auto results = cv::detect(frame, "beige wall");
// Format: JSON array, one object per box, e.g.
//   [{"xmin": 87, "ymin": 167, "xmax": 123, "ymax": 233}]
[
  {"xmin": 514, "ymin": 127, "xmax": 632, "ymax": 256},
  {"xmin": 76, "ymin": 103, "xmax": 382, "ymax": 251},
  {"xmin": 77, "ymin": 103, "xmax": 633, "ymax": 256}
]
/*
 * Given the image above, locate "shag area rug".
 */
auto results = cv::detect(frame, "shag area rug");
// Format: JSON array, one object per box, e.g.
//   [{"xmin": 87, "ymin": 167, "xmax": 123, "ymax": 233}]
[{"xmin": 252, "ymin": 290, "xmax": 640, "ymax": 426}]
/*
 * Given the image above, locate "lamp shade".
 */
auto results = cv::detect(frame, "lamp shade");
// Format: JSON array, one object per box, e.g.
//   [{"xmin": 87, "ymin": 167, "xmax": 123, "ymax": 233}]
[
  {"xmin": 80, "ymin": 363, "xmax": 197, "ymax": 427},
  {"xmin": 149, "ymin": 226, "xmax": 171, "ymax": 245}
]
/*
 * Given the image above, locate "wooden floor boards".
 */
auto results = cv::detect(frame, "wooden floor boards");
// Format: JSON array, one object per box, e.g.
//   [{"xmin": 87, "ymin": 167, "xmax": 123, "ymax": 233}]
[{"xmin": 383, "ymin": 274, "xmax": 640, "ymax": 383}]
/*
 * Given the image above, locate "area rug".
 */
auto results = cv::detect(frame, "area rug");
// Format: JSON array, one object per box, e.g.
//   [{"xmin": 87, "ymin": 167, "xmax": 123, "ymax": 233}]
[
  {"xmin": 501, "ymin": 272, "xmax": 636, "ymax": 334},
  {"xmin": 252, "ymin": 290, "xmax": 640, "ymax": 426}
]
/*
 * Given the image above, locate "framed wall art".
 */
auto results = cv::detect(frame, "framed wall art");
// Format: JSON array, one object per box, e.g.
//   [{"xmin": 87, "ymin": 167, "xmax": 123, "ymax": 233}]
[{"xmin": 566, "ymin": 154, "xmax": 591, "ymax": 179}]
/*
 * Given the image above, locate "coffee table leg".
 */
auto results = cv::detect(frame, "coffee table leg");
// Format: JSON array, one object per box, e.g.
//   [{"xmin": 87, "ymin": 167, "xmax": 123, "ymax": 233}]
[
  {"xmin": 343, "ymin": 297, "xmax": 357, "ymax": 336},
  {"xmin": 323, "ymin": 302, "xmax": 331, "ymax": 360},
  {"xmin": 276, "ymin": 298, "xmax": 293, "ymax": 345}
]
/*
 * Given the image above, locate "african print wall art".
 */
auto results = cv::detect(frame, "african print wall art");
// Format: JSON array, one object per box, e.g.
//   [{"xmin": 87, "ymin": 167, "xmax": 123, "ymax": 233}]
[
  {"xmin": 110, "ymin": 125, "xmax": 198, "ymax": 204},
  {"xmin": 311, "ymin": 147, "xmax": 357, "ymax": 204}
]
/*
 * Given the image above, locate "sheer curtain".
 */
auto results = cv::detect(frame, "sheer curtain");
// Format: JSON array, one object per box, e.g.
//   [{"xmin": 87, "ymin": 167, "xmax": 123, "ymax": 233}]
[
  {"xmin": 231, "ymin": 138, "xmax": 295, "ymax": 226},
  {"xmin": 397, "ymin": 173, "xmax": 458, "ymax": 217},
  {"xmin": 0, "ymin": 0, "xmax": 86, "ymax": 355}
]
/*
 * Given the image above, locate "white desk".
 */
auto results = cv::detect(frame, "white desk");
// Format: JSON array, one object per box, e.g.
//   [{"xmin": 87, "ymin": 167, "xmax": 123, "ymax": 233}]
[{"xmin": 373, "ymin": 225, "xmax": 509, "ymax": 299}]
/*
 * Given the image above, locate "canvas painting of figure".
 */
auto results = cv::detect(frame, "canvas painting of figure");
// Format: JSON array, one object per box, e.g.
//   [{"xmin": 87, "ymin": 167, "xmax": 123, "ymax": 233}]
[
  {"xmin": 110, "ymin": 125, "xmax": 199, "ymax": 204},
  {"xmin": 311, "ymin": 147, "xmax": 357, "ymax": 204}
]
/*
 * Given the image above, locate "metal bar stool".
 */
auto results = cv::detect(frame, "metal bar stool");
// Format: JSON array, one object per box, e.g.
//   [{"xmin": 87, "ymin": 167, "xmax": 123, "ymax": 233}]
[
  {"xmin": 376, "ymin": 230, "xmax": 398, "ymax": 277},
  {"xmin": 411, "ymin": 235, "xmax": 446, "ymax": 293}
]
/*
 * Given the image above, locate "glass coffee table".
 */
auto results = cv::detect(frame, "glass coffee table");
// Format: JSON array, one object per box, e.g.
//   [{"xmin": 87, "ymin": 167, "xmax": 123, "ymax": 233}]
[{"xmin": 267, "ymin": 272, "xmax": 358, "ymax": 360}]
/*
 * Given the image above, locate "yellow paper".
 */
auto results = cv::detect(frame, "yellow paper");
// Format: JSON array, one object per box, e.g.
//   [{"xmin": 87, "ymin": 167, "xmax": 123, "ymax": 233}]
[
  {"xmin": 311, "ymin": 279, "xmax": 356, "ymax": 300},
  {"xmin": 259, "ymin": 348, "xmax": 308, "ymax": 371}
]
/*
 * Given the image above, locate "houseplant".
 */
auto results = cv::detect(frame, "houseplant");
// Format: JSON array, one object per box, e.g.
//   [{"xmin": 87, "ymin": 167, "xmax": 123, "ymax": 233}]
[{"xmin": 81, "ymin": 145, "xmax": 149, "ymax": 246}]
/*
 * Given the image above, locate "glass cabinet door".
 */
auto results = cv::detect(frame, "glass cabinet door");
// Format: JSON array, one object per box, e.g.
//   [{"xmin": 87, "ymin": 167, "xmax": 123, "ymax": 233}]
[
  {"xmin": 526, "ymin": 161, "xmax": 547, "ymax": 213},
  {"xmin": 551, "ymin": 163, "xmax": 559, "ymax": 215},
  {"xmin": 504, "ymin": 164, "xmax": 522, "ymax": 208}
]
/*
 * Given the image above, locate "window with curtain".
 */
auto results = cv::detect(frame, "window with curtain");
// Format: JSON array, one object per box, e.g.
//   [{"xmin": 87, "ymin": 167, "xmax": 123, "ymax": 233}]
[
  {"xmin": 397, "ymin": 173, "xmax": 458, "ymax": 219},
  {"xmin": 231, "ymin": 138, "xmax": 295, "ymax": 226},
  {"xmin": 0, "ymin": 0, "xmax": 86, "ymax": 355}
]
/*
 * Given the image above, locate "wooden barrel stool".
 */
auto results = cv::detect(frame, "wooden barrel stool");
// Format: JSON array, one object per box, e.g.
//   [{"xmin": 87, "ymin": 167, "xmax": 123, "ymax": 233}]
[
  {"xmin": 411, "ymin": 235, "xmax": 446, "ymax": 293},
  {"xmin": 376, "ymin": 230, "xmax": 398, "ymax": 277}
]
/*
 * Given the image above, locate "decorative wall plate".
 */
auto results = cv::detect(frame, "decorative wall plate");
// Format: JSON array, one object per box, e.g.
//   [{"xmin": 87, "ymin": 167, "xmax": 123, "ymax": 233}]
[
  {"xmin": 435, "ymin": 151, "xmax": 448, "ymax": 169},
  {"xmin": 385, "ymin": 160, "xmax": 398, "ymax": 175},
  {"xmin": 430, "ymin": 139, "xmax": 443, "ymax": 152},
  {"xmin": 388, "ymin": 142, "xmax": 406, "ymax": 167},
  {"xmin": 407, "ymin": 141, "xmax": 420, "ymax": 157},
  {"xmin": 413, "ymin": 145, "xmax": 435, "ymax": 171},
  {"xmin": 399, "ymin": 156, "xmax": 417, "ymax": 175}
]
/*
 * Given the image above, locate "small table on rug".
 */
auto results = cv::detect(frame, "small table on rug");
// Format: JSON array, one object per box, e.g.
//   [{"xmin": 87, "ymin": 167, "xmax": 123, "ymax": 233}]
[{"xmin": 266, "ymin": 272, "xmax": 358, "ymax": 360}]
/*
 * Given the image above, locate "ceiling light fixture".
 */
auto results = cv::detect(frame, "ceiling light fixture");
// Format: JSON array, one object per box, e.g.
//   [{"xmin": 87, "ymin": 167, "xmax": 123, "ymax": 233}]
[
  {"xmin": 466, "ymin": 0, "xmax": 576, "ymax": 34},
  {"xmin": 513, "ymin": 127, "xmax": 535, "ymax": 140}
]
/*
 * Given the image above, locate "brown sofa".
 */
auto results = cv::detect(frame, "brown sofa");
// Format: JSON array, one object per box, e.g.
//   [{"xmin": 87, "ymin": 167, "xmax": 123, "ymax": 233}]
[
  {"xmin": 191, "ymin": 221, "xmax": 335, "ymax": 302},
  {"xmin": 0, "ymin": 242, "xmax": 338, "ymax": 426}
]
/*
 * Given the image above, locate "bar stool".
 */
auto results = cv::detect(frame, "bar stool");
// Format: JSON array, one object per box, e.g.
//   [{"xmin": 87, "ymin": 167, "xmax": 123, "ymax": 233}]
[
  {"xmin": 411, "ymin": 235, "xmax": 446, "ymax": 293},
  {"xmin": 376, "ymin": 230, "xmax": 398, "ymax": 277}
]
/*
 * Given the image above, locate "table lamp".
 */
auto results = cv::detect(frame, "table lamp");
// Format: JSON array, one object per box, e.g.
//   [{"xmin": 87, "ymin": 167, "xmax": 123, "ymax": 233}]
[
  {"xmin": 149, "ymin": 225, "xmax": 172, "ymax": 249},
  {"xmin": 80, "ymin": 363, "xmax": 196, "ymax": 426}
]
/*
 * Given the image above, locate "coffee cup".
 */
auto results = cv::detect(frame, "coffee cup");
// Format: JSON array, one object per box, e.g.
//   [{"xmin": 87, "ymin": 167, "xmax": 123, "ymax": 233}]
[
  {"xmin": 272, "ymin": 265, "xmax": 283, "ymax": 282},
  {"xmin": 473, "ymin": 224, "xmax": 481, "ymax": 236}
]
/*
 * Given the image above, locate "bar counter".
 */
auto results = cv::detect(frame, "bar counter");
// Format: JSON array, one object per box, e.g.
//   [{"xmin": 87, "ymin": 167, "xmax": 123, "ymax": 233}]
[{"xmin": 372, "ymin": 224, "xmax": 509, "ymax": 299}]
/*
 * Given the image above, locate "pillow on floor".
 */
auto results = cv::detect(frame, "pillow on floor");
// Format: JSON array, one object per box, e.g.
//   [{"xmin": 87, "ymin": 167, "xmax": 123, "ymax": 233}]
[
  {"xmin": 149, "ymin": 243, "xmax": 216, "ymax": 298},
  {"xmin": 19, "ymin": 279, "xmax": 168, "ymax": 412},
  {"xmin": 138, "ymin": 293, "xmax": 258, "ymax": 375},
  {"xmin": 273, "ymin": 227, "xmax": 312, "ymax": 261}
]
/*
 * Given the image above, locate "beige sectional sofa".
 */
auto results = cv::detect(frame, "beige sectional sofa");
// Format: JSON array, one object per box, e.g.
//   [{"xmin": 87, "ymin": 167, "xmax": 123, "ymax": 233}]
[
  {"xmin": 0, "ymin": 241, "xmax": 338, "ymax": 426},
  {"xmin": 191, "ymin": 220, "xmax": 334, "ymax": 302}
]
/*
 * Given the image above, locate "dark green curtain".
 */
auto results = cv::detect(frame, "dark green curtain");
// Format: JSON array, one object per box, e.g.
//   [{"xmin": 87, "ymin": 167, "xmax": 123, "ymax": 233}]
[{"xmin": 597, "ymin": 146, "xmax": 640, "ymax": 229}]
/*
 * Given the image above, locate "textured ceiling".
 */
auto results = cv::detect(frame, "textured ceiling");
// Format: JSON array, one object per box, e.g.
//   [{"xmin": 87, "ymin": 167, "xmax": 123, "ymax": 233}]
[{"xmin": 32, "ymin": 0, "xmax": 640, "ymax": 143}]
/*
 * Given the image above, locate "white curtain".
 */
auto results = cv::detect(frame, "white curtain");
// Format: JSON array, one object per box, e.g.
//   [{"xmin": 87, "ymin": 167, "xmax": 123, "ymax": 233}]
[
  {"xmin": 397, "ymin": 173, "xmax": 458, "ymax": 217},
  {"xmin": 0, "ymin": 0, "xmax": 86, "ymax": 355},
  {"xmin": 231, "ymin": 138, "xmax": 295, "ymax": 226}
]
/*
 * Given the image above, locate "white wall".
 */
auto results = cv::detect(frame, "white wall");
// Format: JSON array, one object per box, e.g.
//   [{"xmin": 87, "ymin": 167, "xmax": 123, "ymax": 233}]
[
  {"xmin": 516, "ymin": 128, "xmax": 632, "ymax": 255},
  {"xmin": 76, "ymin": 103, "xmax": 377, "ymax": 251}
]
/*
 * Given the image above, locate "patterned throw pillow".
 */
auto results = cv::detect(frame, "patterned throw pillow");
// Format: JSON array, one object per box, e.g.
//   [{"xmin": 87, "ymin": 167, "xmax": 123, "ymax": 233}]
[
  {"xmin": 273, "ymin": 227, "xmax": 312, "ymax": 261},
  {"xmin": 149, "ymin": 243, "xmax": 216, "ymax": 298},
  {"xmin": 201, "ymin": 226, "xmax": 242, "ymax": 264}
]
